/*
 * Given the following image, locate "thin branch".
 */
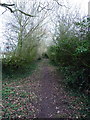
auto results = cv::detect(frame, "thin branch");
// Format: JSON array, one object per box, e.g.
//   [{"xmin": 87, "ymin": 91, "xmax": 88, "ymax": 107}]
[
  {"xmin": 13, "ymin": 9, "xmax": 35, "ymax": 17},
  {"xmin": 1, "ymin": 9, "xmax": 7, "ymax": 15},
  {"xmin": 0, "ymin": 3, "xmax": 35, "ymax": 17},
  {"xmin": 0, "ymin": 3, "xmax": 15, "ymax": 6},
  {"xmin": 53, "ymin": 0, "xmax": 67, "ymax": 8},
  {"xmin": 0, "ymin": 3, "xmax": 15, "ymax": 12}
]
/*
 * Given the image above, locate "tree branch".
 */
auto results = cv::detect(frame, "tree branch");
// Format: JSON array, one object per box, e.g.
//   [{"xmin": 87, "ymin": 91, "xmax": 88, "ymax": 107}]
[
  {"xmin": 0, "ymin": 3, "xmax": 35, "ymax": 17},
  {"xmin": 13, "ymin": 9, "xmax": 35, "ymax": 17},
  {"xmin": 0, "ymin": 3, "xmax": 15, "ymax": 13},
  {"xmin": 53, "ymin": 0, "xmax": 67, "ymax": 8},
  {"xmin": 0, "ymin": 3, "xmax": 15, "ymax": 6}
]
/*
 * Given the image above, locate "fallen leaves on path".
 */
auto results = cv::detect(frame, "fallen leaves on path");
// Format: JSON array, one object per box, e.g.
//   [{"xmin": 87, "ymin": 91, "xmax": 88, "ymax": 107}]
[{"xmin": 2, "ymin": 59, "xmax": 89, "ymax": 119}]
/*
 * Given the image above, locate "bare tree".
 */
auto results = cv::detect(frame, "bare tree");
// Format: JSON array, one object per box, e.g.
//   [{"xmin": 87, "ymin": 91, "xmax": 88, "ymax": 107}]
[{"xmin": 3, "ymin": 0, "xmax": 48, "ymax": 60}]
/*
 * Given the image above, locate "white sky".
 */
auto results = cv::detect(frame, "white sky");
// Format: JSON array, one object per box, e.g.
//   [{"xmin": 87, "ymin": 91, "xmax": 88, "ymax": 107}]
[
  {"xmin": 0, "ymin": 0, "xmax": 89, "ymax": 14},
  {"xmin": 0, "ymin": 0, "xmax": 90, "ymax": 50},
  {"xmin": 69, "ymin": 0, "xmax": 89, "ymax": 15}
]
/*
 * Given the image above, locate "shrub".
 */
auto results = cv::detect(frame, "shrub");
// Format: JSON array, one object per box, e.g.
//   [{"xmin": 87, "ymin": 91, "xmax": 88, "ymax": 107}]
[{"xmin": 48, "ymin": 16, "xmax": 90, "ymax": 92}]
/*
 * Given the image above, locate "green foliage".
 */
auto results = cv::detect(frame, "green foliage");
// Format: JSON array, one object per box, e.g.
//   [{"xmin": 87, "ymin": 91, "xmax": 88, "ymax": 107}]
[
  {"xmin": 48, "ymin": 16, "xmax": 90, "ymax": 118},
  {"xmin": 48, "ymin": 45, "xmax": 57, "ymax": 63},
  {"xmin": 2, "ymin": 59, "xmax": 38, "ymax": 82},
  {"xmin": 2, "ymin": 0, "xmax": 46, "ymax": 80},
  {"xmin": 42, "ymin": 52, "xmax": 49, "ymax": 59},
  {"xmin": 48, "ymin": 16, "xmax": 90, "ymax": 92},
  {"xmin": 2, "ymin": 56, "xmax": 26, "ymax": 69},
  {"xmin": 2, "ymin": 87, "xmax": 15, "ymax": 99},
  {"xmin": 66, "ymin": 88, "xmax": 90, "ymax": 118},
  {"xmin": 2, "ymin": 26, "xmax": 42, "ymax": 77}
]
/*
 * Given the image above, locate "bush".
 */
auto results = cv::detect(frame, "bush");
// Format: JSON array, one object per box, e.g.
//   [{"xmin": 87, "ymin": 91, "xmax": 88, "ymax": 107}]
[
  {"xmin": 42, "ymin": 52, "xmax": 49, "ymax": 59},
  {"xmin": 2, "ymin": 56, "xmax": 27, "ymax": 70},
  {"xmin": 48, "ymin": 16, "xmax": 90, "ymax": 92}
]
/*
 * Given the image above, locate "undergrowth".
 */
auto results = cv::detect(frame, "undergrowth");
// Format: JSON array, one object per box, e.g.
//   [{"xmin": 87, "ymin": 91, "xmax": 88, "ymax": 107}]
[
  {"xmin": 2, "ymin": 60, "xmax": 38, "ymax": 83},
  {"xmin": 67, "ymin": 88, "xmax": 90, "ymax": 118},
  {"xmin": 49, "ymin": 61, "xmax": 90, "ymax": 119},
  {"xmin": 2, "ymin": 59, "xmax": 40, "ymax": 119}
]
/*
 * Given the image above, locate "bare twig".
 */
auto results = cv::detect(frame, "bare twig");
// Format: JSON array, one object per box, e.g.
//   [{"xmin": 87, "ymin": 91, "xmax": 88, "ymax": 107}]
[
  {"xmin": 0, "ymin": 3, "xmax": 35, "ymax": 17},
  {"xmin": 53, "ymin": 0, "xmax": 67, "ymax": 8},
  {"xmin": 1, "ymin": 9, "xmax": 7, "ymax": 15},
  {"xmin": 13, "ymin": 9, "xmax": 35, "ymax": 17},
  {"xmin": 0, "ymin": 3, "xmax": 15, "ymax": 12},
  {"xmin": 0, "ymin": 3, "xmax": 15, "ymax": 6}
]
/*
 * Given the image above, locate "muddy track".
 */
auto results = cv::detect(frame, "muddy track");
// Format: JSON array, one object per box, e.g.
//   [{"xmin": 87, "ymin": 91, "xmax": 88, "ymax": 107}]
[
  {"xmin": 3, "ymin": 59, "xmax": 85, "ymax": 119},
  {"xmin": 34, "ymin": 59, "xmax": 75, "ymax": 118}
]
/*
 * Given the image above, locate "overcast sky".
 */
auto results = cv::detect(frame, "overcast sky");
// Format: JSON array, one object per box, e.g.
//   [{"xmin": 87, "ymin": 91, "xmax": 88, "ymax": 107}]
[
  {"xmin": 0, "ymin": 0, "xmax": 89, "ymax": 50},
  {"xmin": 0, "ymin": 0, "xmax": 89, "ymax": 15},
  {"xmin": 69, "ymin": 0, "xmax": 89, "ymax": 14}
]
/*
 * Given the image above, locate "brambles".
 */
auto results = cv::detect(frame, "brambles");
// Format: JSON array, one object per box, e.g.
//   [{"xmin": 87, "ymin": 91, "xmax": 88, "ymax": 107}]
[{"xmin": 48, "ymin": 16, "xmax": 90, "ymax": 92}]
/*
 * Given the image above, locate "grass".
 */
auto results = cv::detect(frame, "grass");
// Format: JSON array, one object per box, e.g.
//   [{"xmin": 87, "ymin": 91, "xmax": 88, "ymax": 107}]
[
  {"xmin": 2, "ymin": 60, "xmax": 38, "ymax": 83},
  {"xmin": 2, "ymin": 60, "xmax": 39, "ymax": 119}
]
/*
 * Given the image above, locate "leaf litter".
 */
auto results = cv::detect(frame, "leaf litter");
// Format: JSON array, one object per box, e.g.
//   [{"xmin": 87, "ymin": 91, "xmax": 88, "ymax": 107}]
[{"xmin": 2, "ymin": 59, "xmax": 89, "ymax": 119}]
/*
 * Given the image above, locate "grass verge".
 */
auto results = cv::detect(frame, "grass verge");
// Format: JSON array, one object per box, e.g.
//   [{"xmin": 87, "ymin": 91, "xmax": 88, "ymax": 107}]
[
  {"xmin": 2, "ymin": 60, "xmax": 39, "ymax": 119},
  {"xmin": 2, "ymin": 60, "xmax": 38, "ymax": 83}
]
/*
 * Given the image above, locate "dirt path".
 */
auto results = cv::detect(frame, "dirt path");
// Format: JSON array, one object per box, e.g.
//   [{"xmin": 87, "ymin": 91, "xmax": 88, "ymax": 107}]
[
  {"xmin": 34, "ymin": 59, "xmax": 75, "ymax": 118},
  {"xmin": 3, "ymin": 59, "xmax": 86, "ymax": 119}
]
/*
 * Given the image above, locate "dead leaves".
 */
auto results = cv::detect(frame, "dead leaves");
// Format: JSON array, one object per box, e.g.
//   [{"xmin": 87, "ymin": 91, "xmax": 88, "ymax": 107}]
[
  {"xmin": 2, "ymin": 60, "xmax": 89, "ymax": 119},
  {"xmin": 2, "ymin": 80, "xmax": 38, "ymax": 118}
]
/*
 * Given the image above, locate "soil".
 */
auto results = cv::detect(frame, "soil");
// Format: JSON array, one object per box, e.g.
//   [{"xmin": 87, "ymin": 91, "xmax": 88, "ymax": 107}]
[
  {"xmin": 2, "ymin": 59, "xmax": 87, "ymax": 119},
  {"xmin": 34, "ymin": 59, "xmax": 76, "ymax": 118}
]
